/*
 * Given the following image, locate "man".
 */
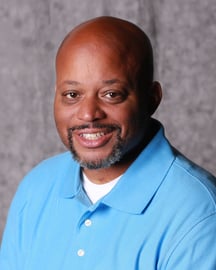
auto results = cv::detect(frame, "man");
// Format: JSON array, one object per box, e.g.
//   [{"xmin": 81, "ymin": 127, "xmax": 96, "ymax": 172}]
[{"xmin": 0, "ymin": 16, "xmax": 215, "ymax": 269}]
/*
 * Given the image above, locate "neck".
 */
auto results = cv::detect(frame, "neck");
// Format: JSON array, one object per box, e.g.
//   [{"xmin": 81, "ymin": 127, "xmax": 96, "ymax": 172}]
[{"xmin": 83, "ymin": 161, "xmax": 131, "ymax": 184}]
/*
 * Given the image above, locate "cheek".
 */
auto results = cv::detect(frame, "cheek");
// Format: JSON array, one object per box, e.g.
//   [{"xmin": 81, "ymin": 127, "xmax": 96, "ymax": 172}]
[
  {"xmin": 54, "ymin": 97, "xmax": 72, "ymax": 126},
  {"xmin": 118, "ymin": 111, "xmax": 141, "ymax": 137},
  {"xmin": 54, "ymin": 105, "xmax": 72, "ymax": 144}
]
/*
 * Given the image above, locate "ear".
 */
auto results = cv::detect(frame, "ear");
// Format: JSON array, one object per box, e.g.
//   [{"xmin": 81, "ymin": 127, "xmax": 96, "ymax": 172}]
[{"xmin": 147, "ymin": 81, "xmax": 162, "ymax": 116}]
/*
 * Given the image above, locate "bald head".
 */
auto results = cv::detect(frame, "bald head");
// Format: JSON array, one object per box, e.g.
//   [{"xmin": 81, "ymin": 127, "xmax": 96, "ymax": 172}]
[{"xmin": 56, "ymin": 16, "xmax": 154, "ymax": 90}]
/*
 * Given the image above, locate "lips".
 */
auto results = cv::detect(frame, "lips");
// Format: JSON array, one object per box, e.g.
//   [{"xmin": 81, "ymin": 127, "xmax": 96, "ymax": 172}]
[
  {"xmin": 68, "ymin": 124, "xmax": 121, "ymax": 149},
  {"xmin": 74, "ymin": 128, "xmax": 115, "ymax": 148}
]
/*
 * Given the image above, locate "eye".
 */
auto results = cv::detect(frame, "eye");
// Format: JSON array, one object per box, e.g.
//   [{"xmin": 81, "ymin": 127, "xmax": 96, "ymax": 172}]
[
  {"xmin": 61, "ymin": 90, "xmax": 80, "ymax": 104},
  {"xmin": 103, "ymin": 90, "xmax": 128, "ymax": 103},
  {"xmin": 64, "ymin": 91, "xmax": 79, "ymax": 99},
  {"xmin": 106, "ymin": 92, "xmax": 119, "ymax": 98}
]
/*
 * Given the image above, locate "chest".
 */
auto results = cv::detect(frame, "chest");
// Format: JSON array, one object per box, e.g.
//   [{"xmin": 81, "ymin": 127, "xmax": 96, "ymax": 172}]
[{"xmin": 22, "ymin": 197, "xmax": 177, "ymax": 270}]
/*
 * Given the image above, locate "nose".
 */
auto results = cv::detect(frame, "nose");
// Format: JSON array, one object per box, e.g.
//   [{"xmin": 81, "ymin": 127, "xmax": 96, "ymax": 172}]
[{"xmin": 76, "ymin": 96, "xmax": 106, "ymax": 122}]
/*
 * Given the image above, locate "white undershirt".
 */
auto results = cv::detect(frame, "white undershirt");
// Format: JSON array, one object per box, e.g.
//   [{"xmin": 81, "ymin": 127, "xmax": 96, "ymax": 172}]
[{"xmin": 82, "ymin": 173, "xmax": 122, "ymax": 204}]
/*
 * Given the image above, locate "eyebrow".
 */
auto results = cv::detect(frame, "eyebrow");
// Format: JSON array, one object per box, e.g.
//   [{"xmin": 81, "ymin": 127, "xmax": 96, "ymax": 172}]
[
  {"xmin": 61, "ymin": 80, "xmax": 81, "ymax": 86},
  {"xmin": 102, "ymin": 79, "xmax": 123, "ymax": 85}
]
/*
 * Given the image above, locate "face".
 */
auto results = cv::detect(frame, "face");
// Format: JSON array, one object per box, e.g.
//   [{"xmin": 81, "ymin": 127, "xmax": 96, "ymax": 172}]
[{"xmin": 54, "ymin": 40, "xmax": 151, "ymax": 170}]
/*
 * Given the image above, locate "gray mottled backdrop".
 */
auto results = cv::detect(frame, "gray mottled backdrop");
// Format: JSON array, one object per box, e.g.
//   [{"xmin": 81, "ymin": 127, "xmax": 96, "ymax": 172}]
[{"xmin": 0, "ymin": 0, "xmax": 216, "ymax": 240}]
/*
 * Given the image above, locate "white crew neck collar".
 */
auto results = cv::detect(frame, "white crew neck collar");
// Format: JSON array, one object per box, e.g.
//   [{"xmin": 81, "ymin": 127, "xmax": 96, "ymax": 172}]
[{"xmin": 82, "ymin": 173, "xmax": 122, "ymax": 204}]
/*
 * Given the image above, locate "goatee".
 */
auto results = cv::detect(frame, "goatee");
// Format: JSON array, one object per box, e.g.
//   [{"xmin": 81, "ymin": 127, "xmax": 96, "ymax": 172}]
[{"xmin": 67, "ymin": 124, "xmax": 124, "ymax": 169}]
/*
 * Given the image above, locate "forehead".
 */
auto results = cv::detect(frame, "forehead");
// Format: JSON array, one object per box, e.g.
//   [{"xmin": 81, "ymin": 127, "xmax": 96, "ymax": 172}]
[
  {"xmin": 56, "ymin": 35, "xmax": 139, "ymax": 84},
  {"xmin": 57, "ymin": 40, "xmax": 127, "ymax": 67},
  {"xmin": 57, "ymin": 28, "xmax": 135, "ymax": 63}
]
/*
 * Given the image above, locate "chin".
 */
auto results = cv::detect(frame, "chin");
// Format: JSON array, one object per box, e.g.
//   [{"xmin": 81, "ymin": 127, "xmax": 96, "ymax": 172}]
[{"xmin": 70, "ymin": 148, "xmax": 123, "ymax": 170}]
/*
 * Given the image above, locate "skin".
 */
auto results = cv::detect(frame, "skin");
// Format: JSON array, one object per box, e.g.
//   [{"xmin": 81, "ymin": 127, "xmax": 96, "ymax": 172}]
[{"xmin": 54, "ymin": 16, "xmax": 162, "ymax": 183}]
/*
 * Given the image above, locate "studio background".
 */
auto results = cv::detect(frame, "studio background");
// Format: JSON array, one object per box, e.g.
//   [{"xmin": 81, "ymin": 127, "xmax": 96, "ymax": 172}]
[{"xmin": 0, "ymin": 0, "xmax": 215, "ymax": 240}]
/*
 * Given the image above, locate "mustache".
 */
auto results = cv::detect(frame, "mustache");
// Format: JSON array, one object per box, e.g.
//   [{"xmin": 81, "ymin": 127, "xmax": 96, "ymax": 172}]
[{"xmin": 68, "ymin": 124, "xmax": 121, "ymax": 133}]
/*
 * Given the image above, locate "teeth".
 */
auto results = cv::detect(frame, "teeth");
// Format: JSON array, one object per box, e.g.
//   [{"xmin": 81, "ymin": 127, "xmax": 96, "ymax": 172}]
[{"xmin": 81, "ymin": 132, "xmax": 105, "ymax": 140}]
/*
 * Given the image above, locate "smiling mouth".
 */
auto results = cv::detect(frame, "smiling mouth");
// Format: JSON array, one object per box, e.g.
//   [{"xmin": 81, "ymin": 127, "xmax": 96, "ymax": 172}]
[{"xmin": 68, "ymin": 124, "xmax": 121, "ymax": 147}]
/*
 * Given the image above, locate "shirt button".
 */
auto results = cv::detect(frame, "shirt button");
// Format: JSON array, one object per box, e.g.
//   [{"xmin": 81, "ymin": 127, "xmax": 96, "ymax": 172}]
[
  {"xmin": 84, "ymin": 219, "xmax": 92, "ymax": 227},
  {"xmin": 77, "ymin": 249, "xmax": 85, "ymax": 257}
]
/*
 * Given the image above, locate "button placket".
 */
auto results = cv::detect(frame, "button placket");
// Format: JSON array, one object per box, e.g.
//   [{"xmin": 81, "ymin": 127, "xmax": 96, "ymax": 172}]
[{"xmin": 76, "ymin": 215, "xmax": 94, "ymax": 258}]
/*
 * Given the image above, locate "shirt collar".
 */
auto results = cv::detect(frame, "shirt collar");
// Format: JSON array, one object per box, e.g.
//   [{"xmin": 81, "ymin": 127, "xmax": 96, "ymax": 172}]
[
  {"xmin": 60, "ymin": 121, "xmax": 176, "ymax": 214},
  {"xmin": 59, "ymin": 156, "xmax": 81, "ymax": 199}
]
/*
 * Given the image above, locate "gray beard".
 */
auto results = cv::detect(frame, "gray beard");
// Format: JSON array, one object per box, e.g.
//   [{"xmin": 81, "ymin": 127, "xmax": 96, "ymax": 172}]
[{"xmin": 67, "ymin": 124, "xmax": 124, "ymax": 169}]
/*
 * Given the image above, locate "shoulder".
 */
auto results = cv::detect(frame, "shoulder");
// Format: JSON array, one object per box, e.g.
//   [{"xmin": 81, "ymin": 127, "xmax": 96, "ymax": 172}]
[
  {"xmin": 164, "ymin": 150, "xmax": 216, "ymax": 220},
  {"xmin": 23, "ymin": 151, "xmax": 73, "ymax": 183},
  {"xmin": 158, "ymin": 151, "xmax": 216, "ymax": 268},
  {"xmin": 28, "ymin": 151, "xmax": 73, "ymax": 174},
  {"xmin": 172, "ymin": 152, "xmax": 216, "ymax": 202},
  {"xmin": 10, "ymin": 152, "xmax": 76, "ymax": 210}
]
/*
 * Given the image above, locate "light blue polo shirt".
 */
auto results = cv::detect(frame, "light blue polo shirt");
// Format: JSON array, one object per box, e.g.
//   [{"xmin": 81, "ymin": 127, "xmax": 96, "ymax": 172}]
[{"xmin": 1, "ymin": 123, "xmax": 216, "ymax": 269}]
